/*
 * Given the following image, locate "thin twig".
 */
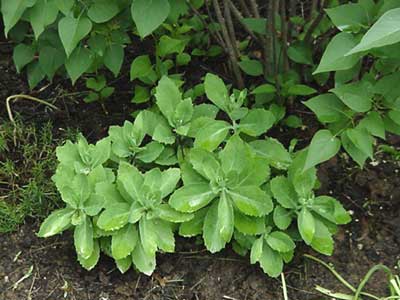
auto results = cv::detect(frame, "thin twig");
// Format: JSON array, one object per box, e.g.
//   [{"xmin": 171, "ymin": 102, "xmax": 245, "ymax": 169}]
[
  {"xmin": 185, "ymin": 0, "xmax": 226, "ymax": 48},
  {"xmin": 6, "ymin": 94, "xmax": 59, "ymax": 145},
  {"xmin": 304, "ymin": 254, "xmax": 382, "ymax": 300},
  {"xmin": 309, "ymin": 0, "xmax": 319, "ymax": 21},
  {"xmin": 227, "ymin": 0, "xmax": 260, "ymax": 43},
  {"xmin": 280, "ymin": 0, "xmax": 290, "ymax": 72},
  {"xmin": 238, "ymin": 0, "xmax": 252, "ymax": 17},
  {"xmin": 304, "ymin": 0, "xmax": 326, "ymax": 43},
  {"xmin": 212, "ymin": 0, "xmax": 244, "ymax": 88},
  {"xmin": 6, "ymin": 94, "xmax": 58, "ymax": 125},
  {"xmin": 248, "ymin": 0, "xmax": 261, "ymax": 18},
  {"xmin": 281, "ymin": 273, "xmax": 289, "ymax": 300},
  {"xmin": 224, "ymin": 0, "xmax": 240, "ymax": 59}
]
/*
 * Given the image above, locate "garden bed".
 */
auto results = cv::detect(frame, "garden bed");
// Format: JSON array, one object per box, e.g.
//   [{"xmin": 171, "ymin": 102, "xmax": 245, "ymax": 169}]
[{"xmin": 1, "ymin": 44, "xmax": 399, "ymax": 300}]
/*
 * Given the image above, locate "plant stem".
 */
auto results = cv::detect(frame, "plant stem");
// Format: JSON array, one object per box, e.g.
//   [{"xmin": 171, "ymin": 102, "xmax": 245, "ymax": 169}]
[
  {"xmin": 185, "ymin": 0, "xmax": 226, "ymax": 48},
  {"xmin": 304, "ymin": 254, "xmax": 357, "ymax": 292},
  {"xmin": 281, "ymin": 273, "xmax": 288, "ymax": 300},
  {"xmin": 212, "ymin": 0, "xmax": 244, "ymax": 88},
  {"xmin": 238, "ymin": 0, "xmax": 252, "ymax": 17},
  {"xmin": 6, "ymin": 94, "xmax": 59, "ymax": 146},
  {"xmin": 304, "ymin": 0, "xmax": 326, "ymax": 43},
  {"xmin": 248, "ymin": 0, "xmax": 261, "ymax": 18},
  {"xmin": 354, "ymin": 265, "xmax": 393, "ymax": 300},
  {"xmin": 224, "ymin": 0, "xmax": 240, "ymax": 59},
  {"xmin": 227, "ymin": 0, "xmax": 260, "ymax": 43},
  {"xmin": 304, "ymin": 254, "xmax": 383, "ymax": 300},
  {"xmin": 280, "ymin": 0, "xmax": 290, "ymax": 72}
]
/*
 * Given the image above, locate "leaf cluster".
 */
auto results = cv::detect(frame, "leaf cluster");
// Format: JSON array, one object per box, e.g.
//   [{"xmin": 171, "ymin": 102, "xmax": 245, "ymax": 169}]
[
  {"xmin": 38, "ymin": 74, "xmax": 351, "ymax": 277},
  {"xmin": 303, "ymin": 2, "xmax": 400, "ymax": 169}
]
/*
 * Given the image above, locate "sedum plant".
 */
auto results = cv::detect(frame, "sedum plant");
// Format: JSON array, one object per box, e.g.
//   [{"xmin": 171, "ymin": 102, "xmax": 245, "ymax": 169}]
[{"xmin": 38, "ymin": 73, "xmax": 351, "ymax": 277}]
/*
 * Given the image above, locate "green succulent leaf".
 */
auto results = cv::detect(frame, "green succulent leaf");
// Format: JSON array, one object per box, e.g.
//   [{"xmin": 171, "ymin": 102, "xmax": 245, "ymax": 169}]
[
  {"xmin": 203, "ymin": 201, "xmax": 226, "ymax": 253},
  {"xmin": 239, "ymin": 109, "xmax": 275, "ymax": 137},
  {"xmin": 204, "ymin": 73, "xmax": 229, "ymax": 112},
  {"xmin": 250, "ymin": 236, "xmax": 264, "ymax": 264},
  {"xmin": 139, "ymin": 217, "xmax": 158, "ymax": 256},
  {"xmin": 258, "ymin": 243, "xmax": 283, "ymax": 278},
  {"xmin": 111, "ymin": 224, "xmax": 139, "ymax": 260},
  {"xmin": 131, "ymin": 242, "xmax": 156, "ymax": 276},
  {"xmin": 311, "ymin": 196, "xmax": 351, "ymax": 225},
  {"xmin": 153, "ymin": 219, "xmax": 175, "ymax": 253},
  {"xmin": 310, "ymin": 219, "xmax": 334, "ymax": 255},
  {"xmin": 194, "ymin": 120, "xmax": 231, "ymax": 151},
  {"xmin": 37, "ymin": 208, "xmax": 75, "ymax": 238},
  {"xmin": 154, "ymin": 204, "xmax": 193, "ymax": 223},
  {"xmin": 97, "ymin": 203, "xmax": 131, "ymax": 231},
  {"xmin": 115, "ymin": 256, "xmax": 132, "ymax": 274},
  {"xmin": 169, "ymin": 184, "xmax": 216, "ymax": 213},
  {"xmin": 298, "ymin": 208, "xmax": 315, "ymax": 245},
  {"xmin": 189, "ymin": 148, "xmax": 221, "ymax": 182},
  {"xmin": 78, "ymin": 239, "xmax": 100, "ymax": 271},
  {"xmin": 273, "ymin": 206, "xmax": 292, "ymax": 230},
  {"xmin": 179, "ymin": 208, "xmax": 207, "ymax": 237},
  {"xmin": 155, "ymin": 76, "xmax": 182, "ymax": 123},
  {"xmin": 217, "ymin": 192, "xmax": 234, "ymax": 242},
  {"xmin": 265, "ymin": 231, "xmax": 295, "ymax": 253},
  {"xmin": 136, "ymin": 141, "xmax": 165, "ymax": 163},
  {"xmin": 228, "ymin": 186, "xmax": 273, "ymax": 217},
  {"xmin": 270, "ymin": 176, "xmax": 297, "ymax": 209},
  {"xmin": 250, "ymin": 138, "xmax": 292, "ymax": 170},
  {"xmin": 74, "ymin": 216, "xmax": 94, "ymax": 259},
  {"xmin": 234, "ymin": 210, "xmax": 265, "ymax": 235}
]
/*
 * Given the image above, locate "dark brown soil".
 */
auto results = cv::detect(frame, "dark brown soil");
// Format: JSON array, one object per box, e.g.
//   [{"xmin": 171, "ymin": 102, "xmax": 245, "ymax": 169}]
[{"xmin": 1, "ymin": 40, "xmax": 400, "ymax": 300}]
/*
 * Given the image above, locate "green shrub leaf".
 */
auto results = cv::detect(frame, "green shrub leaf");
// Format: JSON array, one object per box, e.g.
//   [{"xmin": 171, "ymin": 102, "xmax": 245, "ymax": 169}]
[
  {"xmin": 88, "ymin": 0, "xmax": 119, "ymax": 23},
  {"xmin": 303, "ymin": 94, "xmax": 348, "ymax": 123},
  {"xmin": 13, "ymin": 43, "xmax": 35, "ymax": 73},
  {"xmin": 348, "ymin": 8, "xmax": 400, "ymax": 54},
  {"xmin": 330, "ymin": 82, "xmax": 373, "ymax": 112},
  {"xmin": 58, "ymin": 16, "xmax": 92, "ymax": 57},
  {"xmin": 304, "ymin": 130, "xmax": 341, "ymax": 171},
  {"xmin": 313, "ymin": 32, "xmax": 360, "ymax": 74},
  {"xmin": 131, "ymin": 0, "xmax": 170, "ymax": 38}
]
